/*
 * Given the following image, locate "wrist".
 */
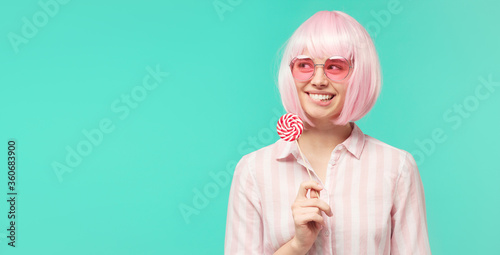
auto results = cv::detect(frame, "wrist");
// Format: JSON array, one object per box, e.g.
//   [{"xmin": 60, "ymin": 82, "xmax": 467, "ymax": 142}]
[{"xmin": 290, "ymin": 237, "xmax": 309, "ymax": 255}]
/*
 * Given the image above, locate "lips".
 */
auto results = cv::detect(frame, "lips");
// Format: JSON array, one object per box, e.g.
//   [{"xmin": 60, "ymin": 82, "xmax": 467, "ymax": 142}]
[{"xmin": 305, "ymin": 92, "xmax": 335, "ymax": 107}]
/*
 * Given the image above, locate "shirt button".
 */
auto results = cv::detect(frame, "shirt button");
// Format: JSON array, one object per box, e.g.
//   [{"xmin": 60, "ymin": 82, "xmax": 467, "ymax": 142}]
[{"xmin": 324, "ymin": 230, "xmax": 330, "ymax": 236}]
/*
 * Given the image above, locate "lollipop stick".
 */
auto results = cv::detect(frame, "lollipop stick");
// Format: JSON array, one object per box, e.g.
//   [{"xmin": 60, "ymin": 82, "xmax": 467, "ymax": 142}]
[
  {"xmin": 276, "ymin": 113, "xmax": 320, "ymax": 197},
  {"xmin": 295, "ymin": 138, "xmax": 321, "ymax": 198}
]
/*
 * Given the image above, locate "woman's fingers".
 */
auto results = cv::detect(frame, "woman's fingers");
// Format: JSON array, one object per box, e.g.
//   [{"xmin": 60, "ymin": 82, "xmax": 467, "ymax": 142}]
[
  {"xmin": 293, "ymin": 181, "xmax": 333, "ymax": 217},
  {"xmin": 295, "ymin": 212, "xmax": 325, "ymax": 227},
  {"xmin": 299, "ymin": 199, "xmax": 333, "ymax": 217},
  {"xmin": 293, "ymin": 206, "xmax": 322, "ymax": 217},
  {"xmin": 310, "ymin": 188, "xmax": 321, "ymax": 199},
  {"xmin": 292, "ymin": 199, "xmax": 333, "ymax": 217},
  {"xmin": 296, "ymin": 180, "xmax": 323, "ymax": 199}
]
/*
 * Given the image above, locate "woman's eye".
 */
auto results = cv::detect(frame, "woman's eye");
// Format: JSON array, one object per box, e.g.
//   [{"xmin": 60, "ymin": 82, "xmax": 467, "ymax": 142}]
[
  {"xmin": 326, "ymin": 65, "xmax": 342, "ymax": 70},
  {"xmin": 298, "ymin": 63, "xmax": 312, "ymax": 68}
]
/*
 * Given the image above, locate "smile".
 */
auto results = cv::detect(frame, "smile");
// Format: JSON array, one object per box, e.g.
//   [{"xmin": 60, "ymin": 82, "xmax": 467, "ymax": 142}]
[{"xmin": 307, "ymin": 93, "xmax": 335, "ymax": 102}]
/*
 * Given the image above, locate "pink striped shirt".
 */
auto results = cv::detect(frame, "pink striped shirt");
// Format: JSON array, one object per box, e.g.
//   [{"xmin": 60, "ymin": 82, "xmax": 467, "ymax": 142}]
[{"xmin": 224, "ymin": 122, "xmax": 431, "ymax": 254}]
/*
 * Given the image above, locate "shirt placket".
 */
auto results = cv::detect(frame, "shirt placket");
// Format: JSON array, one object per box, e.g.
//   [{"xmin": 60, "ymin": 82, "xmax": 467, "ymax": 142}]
[
  {"xmin": 295, "ymin": 144, "xmax": 346, "ymax": 254},
  {"xmin": 323, "ymin": 144, "xmax": 345, "ymax": 254},
  {"xmin": 295, "ymin": 155, "xmax": 325, "ymax": 196}
]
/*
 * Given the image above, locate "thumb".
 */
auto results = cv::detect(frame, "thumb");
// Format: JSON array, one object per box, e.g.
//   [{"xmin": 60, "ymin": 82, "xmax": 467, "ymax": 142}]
[
  {"xmin": 309, "ymin": 188, "xmax": 320, "ymax": 199},
  {"xmin": 317, "ymin": 222, "xmax": 323, "ymax": 230}
]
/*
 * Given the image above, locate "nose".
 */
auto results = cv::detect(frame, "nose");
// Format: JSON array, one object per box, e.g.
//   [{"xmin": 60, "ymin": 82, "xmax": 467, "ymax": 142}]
[{"xmin": 311, "ymin": 65, "xmax": 328, "ymax": 87}]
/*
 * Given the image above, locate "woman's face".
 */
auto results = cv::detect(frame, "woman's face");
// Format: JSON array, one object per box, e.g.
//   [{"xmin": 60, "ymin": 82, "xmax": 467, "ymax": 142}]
[{"xmin": 293, "ymin": 49, "xmax": 351, "ymax": 125}]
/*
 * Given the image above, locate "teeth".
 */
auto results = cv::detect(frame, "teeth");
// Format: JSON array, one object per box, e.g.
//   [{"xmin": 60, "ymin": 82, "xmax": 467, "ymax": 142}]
[{"xmin": 308, "ymin": 93, "xmax": 334, "ymax": 101}]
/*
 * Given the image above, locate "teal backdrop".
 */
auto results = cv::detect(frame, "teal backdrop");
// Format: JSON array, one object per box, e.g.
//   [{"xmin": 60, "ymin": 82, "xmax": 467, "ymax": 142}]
[{"xmin": 1, "ymin": 0, "xmax": 499, "ymax": 254}]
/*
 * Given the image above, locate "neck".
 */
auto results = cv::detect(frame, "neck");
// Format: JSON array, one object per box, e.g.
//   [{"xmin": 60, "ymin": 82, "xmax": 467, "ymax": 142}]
[{"xmin": 298, "ymin": 121, "xmax": 353, "ymax": 155}]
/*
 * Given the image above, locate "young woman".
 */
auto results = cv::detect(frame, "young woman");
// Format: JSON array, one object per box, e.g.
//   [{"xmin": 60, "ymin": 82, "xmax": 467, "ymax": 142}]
[{"xmin": 225, "ymin": 10, "xmax": 431, "ymax": 255}]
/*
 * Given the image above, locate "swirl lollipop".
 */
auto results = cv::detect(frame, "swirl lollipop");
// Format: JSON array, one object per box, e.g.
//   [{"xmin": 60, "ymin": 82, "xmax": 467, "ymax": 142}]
[
  {"xmin": 277, "ymin": 113, "xmax": 304, "ymax": 142},
  {"xmin": 277, "ymin": 113, "xmax": 320, "ymax": 197}
]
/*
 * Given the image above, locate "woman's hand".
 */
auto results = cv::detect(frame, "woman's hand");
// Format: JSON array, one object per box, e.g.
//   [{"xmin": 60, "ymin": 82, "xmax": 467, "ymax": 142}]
[{"xmin": 290, "ymin": 180, "xmax": 333, "ymax": 253}]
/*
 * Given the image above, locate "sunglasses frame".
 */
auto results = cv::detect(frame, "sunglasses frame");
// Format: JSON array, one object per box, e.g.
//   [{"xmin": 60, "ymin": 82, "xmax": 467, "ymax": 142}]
[{"xmin": 289, "ymin": 55, "xmax": 353, "ymax": 82}]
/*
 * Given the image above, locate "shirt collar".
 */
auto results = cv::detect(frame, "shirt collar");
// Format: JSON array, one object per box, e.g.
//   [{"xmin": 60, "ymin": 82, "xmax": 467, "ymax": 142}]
[{"xmin": 276, "ymin": 122, "xmax": 365, "ymax": 161}]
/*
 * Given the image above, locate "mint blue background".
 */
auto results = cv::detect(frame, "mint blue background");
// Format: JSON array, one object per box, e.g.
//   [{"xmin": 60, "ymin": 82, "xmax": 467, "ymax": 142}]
[{"xmin": 0, "ymin": 0, "xmax": 499, "ymax": 254}]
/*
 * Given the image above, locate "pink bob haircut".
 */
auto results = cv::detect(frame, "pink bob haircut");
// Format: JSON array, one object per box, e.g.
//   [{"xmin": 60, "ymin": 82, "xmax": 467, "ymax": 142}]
[{"xmin": 277, "ymin": 10, "xmax": 382, "ymax": 128}]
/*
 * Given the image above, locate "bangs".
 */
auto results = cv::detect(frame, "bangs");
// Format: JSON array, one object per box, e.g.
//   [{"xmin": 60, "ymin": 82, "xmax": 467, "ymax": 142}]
[{"xmin": 290, "ymin": 12, "xmax": 355, "ymax": 62}]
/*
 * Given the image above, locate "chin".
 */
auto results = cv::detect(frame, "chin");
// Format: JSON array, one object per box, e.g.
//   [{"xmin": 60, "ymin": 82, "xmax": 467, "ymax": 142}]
[{"xmin": 305, "ymin": 112, "xmax": 334, "ymax": 121}]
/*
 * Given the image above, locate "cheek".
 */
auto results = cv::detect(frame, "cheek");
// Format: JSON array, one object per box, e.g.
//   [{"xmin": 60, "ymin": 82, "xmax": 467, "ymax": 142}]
[
  {"xmin": 294, "ymin": 83, "xmax": 307, "ymax": 96},
  {"xmin": 294, "ymin": 81, "xmax": 306, "ymax": 89},
  {"xmin": 338, "ymin": 87, "xmax": 348, "ymax": 101},
  {"xmin": 335, "ymin": 92, "xmax": 347, "ymax": 108},
  {"xmin": 339, "ymin": 93, "xmax": 347, "ymax": 104}
]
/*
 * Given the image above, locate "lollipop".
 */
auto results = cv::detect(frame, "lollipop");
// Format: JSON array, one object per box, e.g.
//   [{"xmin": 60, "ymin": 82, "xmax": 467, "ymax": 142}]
[
  {"xmin": 277, "ymin": 113, "xmax": 320, "ymax": 198},
  {"xmin": 277, "ymin": 113, "xmax": 304, "ymax": 142}
]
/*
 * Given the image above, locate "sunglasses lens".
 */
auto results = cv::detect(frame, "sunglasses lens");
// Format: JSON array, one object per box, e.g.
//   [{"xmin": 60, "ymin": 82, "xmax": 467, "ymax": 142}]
[
  {"xmin": 291, "ymin": 58, "xmax": 315, "ymax": 81},
  {"xmin": 324, "ymin": 57, "xmax": 350, "ymax": 81}
]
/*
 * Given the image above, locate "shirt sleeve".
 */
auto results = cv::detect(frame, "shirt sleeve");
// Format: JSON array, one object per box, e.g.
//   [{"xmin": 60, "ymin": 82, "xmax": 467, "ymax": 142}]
[
  {"xmin": 390, "ymin": 152, "xmax": 432, "ymax": 255},
  {"xmin": 224, "ymin": 155, "xmax": 264, "ymax": 254}
]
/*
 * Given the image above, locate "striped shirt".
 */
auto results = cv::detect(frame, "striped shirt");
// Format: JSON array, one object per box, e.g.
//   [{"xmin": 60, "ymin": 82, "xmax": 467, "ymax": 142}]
[{"xmin": 224, "ymin": 122, "xmax": 431, "ymax": 254}]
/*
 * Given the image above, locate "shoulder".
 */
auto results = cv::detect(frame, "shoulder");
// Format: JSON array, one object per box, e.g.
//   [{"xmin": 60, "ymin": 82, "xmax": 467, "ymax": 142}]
[
  {"xmin": 238, "ymin": 139, "xmax": 285, "ymax": 162},
  {"xmin": 364, "ymin": 134, "xmax": 408, "ymax": 155},
  {"xmin": 234, "ymin": 139, "xmax": 284, "ymax": 174},
  {"xmin": 362, "ymin": 134, "xmax": 418, "ymax": 174}
]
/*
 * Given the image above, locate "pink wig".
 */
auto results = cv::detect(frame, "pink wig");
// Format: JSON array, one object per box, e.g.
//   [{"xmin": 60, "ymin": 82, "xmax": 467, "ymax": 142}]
[{"xmin": 277, "ymin": 10, "xmax": 382, "ymax": 128}]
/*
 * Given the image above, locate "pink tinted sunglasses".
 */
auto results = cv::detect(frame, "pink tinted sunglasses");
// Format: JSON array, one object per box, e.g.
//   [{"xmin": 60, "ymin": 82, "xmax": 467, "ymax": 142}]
[{"xmin": 290, "ymin": 55, "xmax": 352, "ymax": 82}]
